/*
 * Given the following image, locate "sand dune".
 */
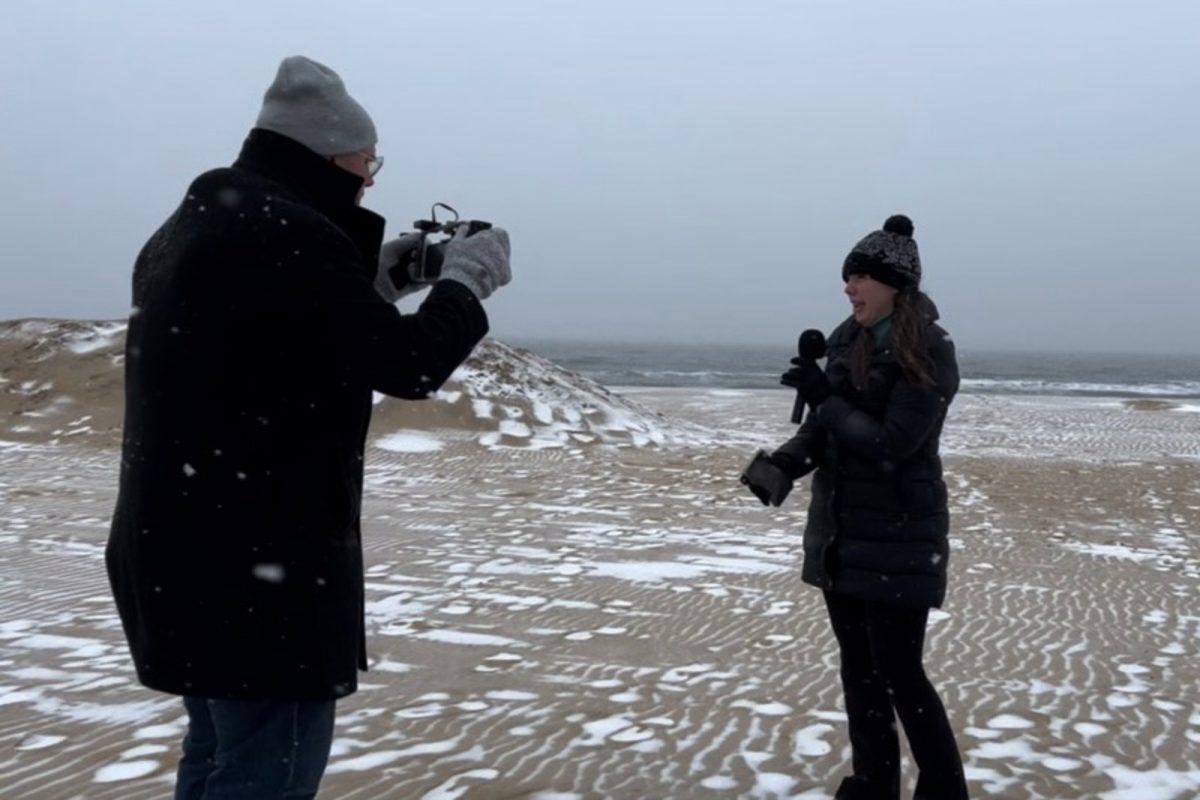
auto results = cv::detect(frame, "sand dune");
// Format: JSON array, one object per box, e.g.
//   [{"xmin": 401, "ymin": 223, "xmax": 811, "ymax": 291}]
[
  {"xmin": 1, "ymin": 321, "xmax": 1198, "ymax": 799},
  {"xmin": 0, "ymin": 319, "xmax": 707, "ymax": 451}
]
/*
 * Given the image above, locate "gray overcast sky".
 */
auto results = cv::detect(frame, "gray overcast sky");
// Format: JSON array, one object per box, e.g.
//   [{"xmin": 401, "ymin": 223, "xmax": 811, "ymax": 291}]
[{"xmin": 2, "ymin": 1, "xmax": 1198, "ymax": 354}]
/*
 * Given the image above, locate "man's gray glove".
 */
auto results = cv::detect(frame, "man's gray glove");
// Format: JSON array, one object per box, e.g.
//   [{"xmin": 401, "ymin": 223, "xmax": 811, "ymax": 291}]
[
  {"xmin": 375, "ymin": 232, "xmax": 425, "ymax": 303},
  {"xmin": 438, "ymin": 226, "xmax": 511, "ymax": 300}
]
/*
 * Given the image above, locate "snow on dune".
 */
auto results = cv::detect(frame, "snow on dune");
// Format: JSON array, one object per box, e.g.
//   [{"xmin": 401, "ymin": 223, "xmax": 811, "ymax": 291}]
[{"xmin": 0, "ymin": 319, "xmax": 719, "ymax": 450}]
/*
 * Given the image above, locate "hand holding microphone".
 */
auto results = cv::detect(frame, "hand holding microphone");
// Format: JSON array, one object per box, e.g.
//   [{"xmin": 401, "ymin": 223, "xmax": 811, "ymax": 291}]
[
  {"xmin": 743, "ymin": 328, "xmax": 826, "ymax": 506},
  {"xmin": 780, "ymin": 329, "xmax": 828, "ymax": 424}
]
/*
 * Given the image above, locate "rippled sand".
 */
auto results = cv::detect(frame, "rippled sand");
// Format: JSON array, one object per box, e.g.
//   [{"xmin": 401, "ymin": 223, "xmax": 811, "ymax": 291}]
[{"xmin": 1, "ymin": 390, "xmax": 1198, "ymax": 799}]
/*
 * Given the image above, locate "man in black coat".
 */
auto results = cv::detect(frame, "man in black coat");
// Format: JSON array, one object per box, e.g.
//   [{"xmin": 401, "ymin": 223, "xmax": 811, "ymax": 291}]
[{"xmin": 105, "ymin": 55, "xmax": 511, "ymax": 799}]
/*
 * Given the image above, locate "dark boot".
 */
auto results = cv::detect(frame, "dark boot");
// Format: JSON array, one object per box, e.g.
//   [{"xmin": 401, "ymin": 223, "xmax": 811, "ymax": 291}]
[
  {"xmin": 835, "ymin": 773, "xmax": 900, "ymax": 800},
  {"xmin": 913, "ymin": 768, "xmax": 969, "ymax": 800}
]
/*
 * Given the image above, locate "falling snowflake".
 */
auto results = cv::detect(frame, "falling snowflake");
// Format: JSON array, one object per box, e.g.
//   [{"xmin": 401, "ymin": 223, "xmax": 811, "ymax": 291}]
[{"xmin": 252, "ymin": 563, "xmax": 286, "ymax": 583}]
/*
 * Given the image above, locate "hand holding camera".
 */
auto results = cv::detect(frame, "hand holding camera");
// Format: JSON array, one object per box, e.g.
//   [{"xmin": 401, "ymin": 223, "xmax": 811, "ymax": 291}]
[
  {"xmin": 441, "ymin": 225, "xmax": 511, "ymax": 301},
  {"xmin": 379, "ymin": 202, "xmax": 511, "ymax": 301},
  {"xmin": 375, "ymin": 233, "xmax": 425, "ymax": 302}
]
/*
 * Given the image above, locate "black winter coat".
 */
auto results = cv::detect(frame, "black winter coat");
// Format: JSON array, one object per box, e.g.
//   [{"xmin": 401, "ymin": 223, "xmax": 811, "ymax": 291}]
[
  {"xmin": 776, "ymin": 299, "xmax": 959, "ymax": 608},
  {"xmin": 106, "ymin": 129, "xmax": 488, "ymax": 700}
]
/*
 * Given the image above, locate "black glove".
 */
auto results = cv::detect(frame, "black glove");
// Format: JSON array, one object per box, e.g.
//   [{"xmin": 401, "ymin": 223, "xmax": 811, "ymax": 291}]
[
  {"xmin": 779, "ymin": 358, "xmax": 830, "ymax": 409},
  {"xmin": 740, "ymin": 450, "xmax": 793, "ymax": 507}
]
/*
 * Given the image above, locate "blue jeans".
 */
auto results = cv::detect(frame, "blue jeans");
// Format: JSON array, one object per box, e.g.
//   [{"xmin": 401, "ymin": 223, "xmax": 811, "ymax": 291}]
[{"xmin": 174, "ymin": 696, "xmax": 337, "ymax": 800}]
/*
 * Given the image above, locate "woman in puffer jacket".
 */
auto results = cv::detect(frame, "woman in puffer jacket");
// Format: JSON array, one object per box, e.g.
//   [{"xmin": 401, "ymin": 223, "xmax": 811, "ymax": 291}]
[{"xmin": 750, "ymin": 215, "xmax": 969, "ymax": 800}]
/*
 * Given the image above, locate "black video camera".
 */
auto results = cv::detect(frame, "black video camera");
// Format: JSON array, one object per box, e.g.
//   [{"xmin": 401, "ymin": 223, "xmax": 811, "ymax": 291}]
[{"xmin": 389, "ymin": 202, "xmax": 493, "ymax": 287}]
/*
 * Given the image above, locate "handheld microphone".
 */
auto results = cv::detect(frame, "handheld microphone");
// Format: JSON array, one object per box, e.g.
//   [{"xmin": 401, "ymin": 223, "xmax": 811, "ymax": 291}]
[{"xmin": 790, "ymin": 329, "xmax": 828, "ymax": 424}]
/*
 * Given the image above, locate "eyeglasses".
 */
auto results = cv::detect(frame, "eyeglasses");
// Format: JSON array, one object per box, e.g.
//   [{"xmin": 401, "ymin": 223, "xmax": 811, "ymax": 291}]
[
  {"xmin": 361, "ymin": 152, "xmax": 384, "ymax": 177},
  {"xmin": 329, "ymin": 151, "xmax": 384, "ymax": 180}
]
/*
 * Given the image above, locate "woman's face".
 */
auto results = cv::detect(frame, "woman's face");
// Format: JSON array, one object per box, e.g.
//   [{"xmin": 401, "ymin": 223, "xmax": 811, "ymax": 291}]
[{"xmin": 844, "ymin": 273, "xmax": 898, "ymax": 326}]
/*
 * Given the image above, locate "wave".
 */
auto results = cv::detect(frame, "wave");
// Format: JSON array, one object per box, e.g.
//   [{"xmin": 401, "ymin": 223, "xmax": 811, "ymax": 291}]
[
  {"xmin": 589, "ymin": 370, "xmax": 1200, "ymax": 399},
  {"xmin": 961, "ymin": 378, "xmax": 1200, "ymax": 399},
  {"xmin": 516, "ymin": 340, "xmax": 1200, "ymax": 399}
]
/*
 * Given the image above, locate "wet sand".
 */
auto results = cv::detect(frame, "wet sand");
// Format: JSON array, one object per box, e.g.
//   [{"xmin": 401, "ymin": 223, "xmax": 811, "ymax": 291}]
[{"xmin": 2, "ymin": 379, "xmax": 1198, "ymax": 799}]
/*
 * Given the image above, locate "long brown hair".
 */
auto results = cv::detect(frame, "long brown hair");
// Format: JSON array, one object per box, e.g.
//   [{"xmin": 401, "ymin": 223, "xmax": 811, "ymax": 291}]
[{"xmin": 849, "ymin": 288, "xmax": 935, "ymax": 390}]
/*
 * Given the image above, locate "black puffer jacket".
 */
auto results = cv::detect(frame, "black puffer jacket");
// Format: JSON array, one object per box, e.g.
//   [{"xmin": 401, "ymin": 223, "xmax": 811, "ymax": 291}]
[
  {"xmin": 106, "ymin": 129, "xmax": 488, "ymax": 700},
  {"xmin": 776, "ymin": 297, "xmax": 958, "ymax": 608}
]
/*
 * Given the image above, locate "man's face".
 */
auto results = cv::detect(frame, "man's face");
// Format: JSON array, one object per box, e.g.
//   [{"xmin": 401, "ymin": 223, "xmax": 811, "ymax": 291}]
[{"xmin": 329, "ymin": 148, "xmax": 382, "ymax": 204}]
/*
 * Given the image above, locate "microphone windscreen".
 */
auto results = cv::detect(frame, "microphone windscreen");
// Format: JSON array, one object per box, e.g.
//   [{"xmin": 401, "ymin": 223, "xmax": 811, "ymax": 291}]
[{"xmin": 798, "ymin": 329, "xmax": 827, "ymax": 360}]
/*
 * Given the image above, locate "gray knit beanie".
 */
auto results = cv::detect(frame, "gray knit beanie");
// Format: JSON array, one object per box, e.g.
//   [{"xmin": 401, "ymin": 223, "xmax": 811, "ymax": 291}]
[
  {"xmin": 255, "ymin": 56, "xmax": 377, "ymax": 156},
  {"xmin": 841, "ymin": 214, "xmax": 922, "ymax": 289}
]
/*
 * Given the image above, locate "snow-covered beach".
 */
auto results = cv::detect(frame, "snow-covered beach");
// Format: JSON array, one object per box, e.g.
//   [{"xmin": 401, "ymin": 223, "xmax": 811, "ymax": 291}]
[{"xmin": 1, "ymin": 321, "xmax": 1198, "ymax": 799}]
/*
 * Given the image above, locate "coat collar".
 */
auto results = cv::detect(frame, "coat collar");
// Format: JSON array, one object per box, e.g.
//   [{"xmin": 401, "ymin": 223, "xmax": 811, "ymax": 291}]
[
  {"xmin": 232, "ymin": 128, "xmax": 385, "ymax": 269},
  {"xmin": 234, "ymin": 128, "xmax": 366, "ymax": 211}
]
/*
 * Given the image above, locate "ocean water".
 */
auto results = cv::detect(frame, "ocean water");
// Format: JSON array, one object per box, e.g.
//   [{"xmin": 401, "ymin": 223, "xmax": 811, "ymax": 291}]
[{"xmin": 510, "ymin": 339, "xmax": 1200, "ymax": 399}]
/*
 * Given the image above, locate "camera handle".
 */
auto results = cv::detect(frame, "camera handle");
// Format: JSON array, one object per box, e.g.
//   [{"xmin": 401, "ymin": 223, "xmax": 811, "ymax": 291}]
[{"xmin": 404, "ymin": 203, "xmax": 494, "ymax": 283}]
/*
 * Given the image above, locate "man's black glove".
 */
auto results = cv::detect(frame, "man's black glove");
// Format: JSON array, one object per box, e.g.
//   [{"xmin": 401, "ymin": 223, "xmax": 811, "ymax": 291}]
[
  {"xmin": 779, "ymin": 358, "xmax": 830, "ymax": 409},
  {"xmin": 740, "ymin": 450, "xmax": 794, "ymax": 507}
]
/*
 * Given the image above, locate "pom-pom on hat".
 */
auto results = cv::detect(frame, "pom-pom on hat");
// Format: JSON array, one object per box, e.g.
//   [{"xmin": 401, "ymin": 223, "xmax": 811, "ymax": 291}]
[
  {"xmin": 255, "ymin": 56, "xmax": 377, "ymax": 156},
  {"xmin": 842, "ymin": 214, "xmax": 922, "ymax": 289}
]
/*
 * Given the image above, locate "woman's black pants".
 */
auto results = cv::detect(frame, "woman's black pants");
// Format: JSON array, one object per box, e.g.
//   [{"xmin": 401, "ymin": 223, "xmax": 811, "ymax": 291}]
[{"xmin": 823, "ymin": 591, "xmax": 969, "ymax": 800}]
